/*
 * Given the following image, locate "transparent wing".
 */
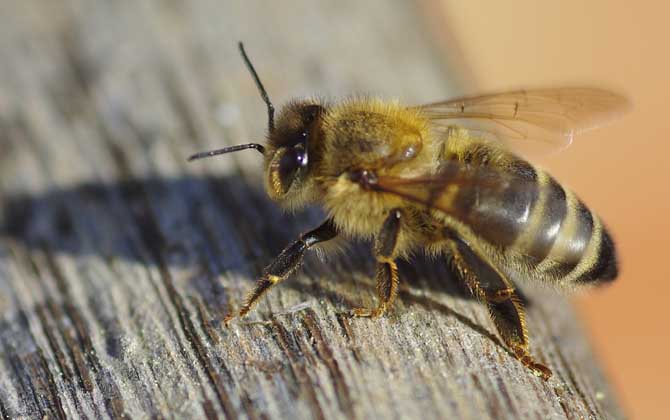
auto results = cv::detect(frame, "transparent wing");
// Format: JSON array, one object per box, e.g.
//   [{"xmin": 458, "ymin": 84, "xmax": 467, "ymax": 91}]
[
  {"xmin": 412, "ymin": 88, "xmax": 630, "ymax": 154},
  {"xmin": 371, "ymin": 160, "xmax": 539, "ymax": 215},
  {"xmin": 368, "ymin": 160, "xmax": 550, "ymax": 252}
]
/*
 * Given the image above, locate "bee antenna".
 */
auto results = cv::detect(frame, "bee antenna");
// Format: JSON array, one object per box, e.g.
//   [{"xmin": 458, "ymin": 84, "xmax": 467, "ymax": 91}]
[
  {"xmin": 187, "ymin": 143, "xmax": 265, "ymax": 162},
  {"xmin": 238, "ymin": 42, "xmax": 275, "ymax": 133}
]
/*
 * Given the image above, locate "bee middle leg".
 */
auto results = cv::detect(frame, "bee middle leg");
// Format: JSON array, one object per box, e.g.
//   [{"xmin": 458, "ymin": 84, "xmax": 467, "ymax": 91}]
[
  {"xmin": 224, "ymin": 218, "xmax": 338, "ymax": 324},
  {"xmin": 352, "ymin": 209, "xmax": 402, "ymax": 318},
  {"xmin": 445, "ymin": 233, "xmax": 553, "ymax": 380}
]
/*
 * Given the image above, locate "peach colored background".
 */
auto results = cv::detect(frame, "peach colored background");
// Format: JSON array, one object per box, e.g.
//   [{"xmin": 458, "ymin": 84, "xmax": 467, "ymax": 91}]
[{"xmin": 432, "ymin": 1, "xmax": 669, "ymax": 418}]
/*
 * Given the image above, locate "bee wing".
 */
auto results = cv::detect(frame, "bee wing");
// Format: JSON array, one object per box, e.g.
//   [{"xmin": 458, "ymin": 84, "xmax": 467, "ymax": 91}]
[
  {"xmin": 413, "ymin": 88, "xmax": 630, "ymax": 154},
  {"xmin": 372, "ymin": 160, "xmax": 539, "ymax": 222}
]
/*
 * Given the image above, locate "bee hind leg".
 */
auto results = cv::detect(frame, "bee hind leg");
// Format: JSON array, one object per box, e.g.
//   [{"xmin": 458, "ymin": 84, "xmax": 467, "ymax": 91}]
[
  {"xmin": 352, "ymin": 209, "xmax": 402, "ymax": 318},
  {"xmin": 224, "ymin": 218, "xmax": 338, "ymax": 325},
  {"xmin": 446, "ymin": 234, "xmax": 552, "ymax": 381}
]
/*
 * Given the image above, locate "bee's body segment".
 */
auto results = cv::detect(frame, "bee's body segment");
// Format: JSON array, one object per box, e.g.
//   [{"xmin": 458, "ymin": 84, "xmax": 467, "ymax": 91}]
[
  {"xmin": 512, "ymin": 172, "xmax": 567, "ymax": 263},
  {"xmin": 424, "ymin": 135, "xmax": 618, "ymax": 289},
  {"xmin": 190, "ymin": 46, "xmax": 626, "ymax": 381}
]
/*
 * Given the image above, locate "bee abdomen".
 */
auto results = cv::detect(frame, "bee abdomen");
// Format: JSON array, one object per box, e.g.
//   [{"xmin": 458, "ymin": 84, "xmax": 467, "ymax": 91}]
[
  {"xmin": 432, "ymin": 150, "xmax": 619, "ymax": 286},
  {"xmin": 523, "ymin": 182, "xmax": 618, "ymax": 286},
  {"xmin": 513, "ymin": 174, "xmax": 567, "ymax": 262},
  {"xmin": 572, "ymin": 226, "xmax": 618, "ymax": 284}
]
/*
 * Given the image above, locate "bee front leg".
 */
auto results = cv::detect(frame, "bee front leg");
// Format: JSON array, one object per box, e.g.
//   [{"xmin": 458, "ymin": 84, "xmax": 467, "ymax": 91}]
[
  {"xmin": 224, "ymin": 218, "xmax": 338, "ymax": 325},
  {"xmin": 445, "ymin": 233, "xmax": 553, "ymax": 381},
  {"xmin": 352, "ymin": 209, "xmax": 402, "ymax": 318}
]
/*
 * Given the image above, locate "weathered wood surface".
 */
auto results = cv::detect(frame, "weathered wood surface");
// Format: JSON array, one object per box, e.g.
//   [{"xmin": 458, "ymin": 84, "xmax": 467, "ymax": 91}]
[{"xmin": 0, "ymin": 1, "xmax": 623, "ymax": 419}]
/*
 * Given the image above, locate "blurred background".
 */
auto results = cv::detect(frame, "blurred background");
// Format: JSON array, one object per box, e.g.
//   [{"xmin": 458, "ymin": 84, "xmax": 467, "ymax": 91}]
[{"xmin": 428, "ymin": 1, "xmax": 668, "ymax": 418}]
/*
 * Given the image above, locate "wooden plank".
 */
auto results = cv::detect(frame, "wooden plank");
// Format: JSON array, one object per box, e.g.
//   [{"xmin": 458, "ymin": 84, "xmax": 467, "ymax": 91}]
[{"xmin": 0, "ymin": 1, "xmax": 623, "ymax": 419}]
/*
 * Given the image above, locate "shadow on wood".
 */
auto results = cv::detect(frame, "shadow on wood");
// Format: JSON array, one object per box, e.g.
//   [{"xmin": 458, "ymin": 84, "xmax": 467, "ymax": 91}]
[{"xmin": 1, "ymin": 173, "xmax": 516, "ymax": 308}]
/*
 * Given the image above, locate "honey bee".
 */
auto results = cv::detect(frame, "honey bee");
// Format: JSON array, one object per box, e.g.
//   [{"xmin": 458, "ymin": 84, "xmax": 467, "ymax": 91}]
[{"xmin": 189, "ymin": 43, "xmax": 629, "ymax": 380}]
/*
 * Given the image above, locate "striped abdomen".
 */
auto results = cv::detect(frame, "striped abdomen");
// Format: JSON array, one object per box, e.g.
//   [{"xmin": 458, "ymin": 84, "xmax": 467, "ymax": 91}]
[
  {"xmin": 383, "ymin": 150, "xmax": 619, "ymax": 286},
  {"xmin": 437, "ymin": 156, "xmax": 618, "ymax": 286}
]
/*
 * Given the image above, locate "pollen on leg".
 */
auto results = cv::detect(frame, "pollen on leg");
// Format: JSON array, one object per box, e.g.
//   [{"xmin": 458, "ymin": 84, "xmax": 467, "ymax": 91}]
[{"xmin": 268, "ymin": 274, "xmax": 282, "ymax": 283}]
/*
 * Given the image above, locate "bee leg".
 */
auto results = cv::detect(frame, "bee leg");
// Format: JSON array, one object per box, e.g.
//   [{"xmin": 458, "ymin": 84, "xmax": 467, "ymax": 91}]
[
  {"xmin": 446, "ymin": 235, "xmax": 553, "ymax": 381},
  {"xmin": 351, "ymin": 261, "xmax": 399, "ymax": 318},
  {"xmin": 224, "ymin": 218, "xmax": 338, "ymax": 325},
  {"xmin": 352, "ymin": 209, "xmax": 402, "ymax": 318},
  {"xmin": 485, "ymin": 288, "xmax": 516, "ymax": 303}
]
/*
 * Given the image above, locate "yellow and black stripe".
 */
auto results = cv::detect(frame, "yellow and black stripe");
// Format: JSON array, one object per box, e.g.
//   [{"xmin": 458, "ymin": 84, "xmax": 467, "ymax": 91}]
[{"xmin": 437, "ymin": 147, "xmax": 618, "ymax": 286}]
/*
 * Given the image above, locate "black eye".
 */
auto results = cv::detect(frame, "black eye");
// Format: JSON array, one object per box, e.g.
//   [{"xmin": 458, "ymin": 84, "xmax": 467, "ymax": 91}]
[
  {"xmin": 285, "ymin": 130, "xmax": 308, "ymax": 148},
  {"xmin": 277, "ymin": 144, "xmax": 308, "ymax": 190},
  {"xmin": 295, "ymin": 143, "xmax": 308, "ymax": 166}
]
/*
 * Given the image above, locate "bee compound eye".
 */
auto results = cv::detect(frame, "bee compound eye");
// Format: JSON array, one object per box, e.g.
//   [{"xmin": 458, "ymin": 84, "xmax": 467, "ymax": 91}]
[
  {"xmin": 278, "ymin": 148, "xmax": 300, "ymax": 183},
  {"xmin": 296, "ymin": 149, "xmax": 308, "ymax": 167},
  {"xmin": 277, "ymin": 146, "xmax": 308, "ymax": 191},
  {"xmin": 294, "ymin": 143, "xmax": 308, "ymax": 167}
]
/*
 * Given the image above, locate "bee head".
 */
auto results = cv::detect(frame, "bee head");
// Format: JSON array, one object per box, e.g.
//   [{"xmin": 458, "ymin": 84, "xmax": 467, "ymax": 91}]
[
  {"xmin": 263, "ymin": 101, "xmax": 323, "ymax": 205},
  {"xmin": 187, "ymin": 42, "xmax": 323, "ymax": 210}
]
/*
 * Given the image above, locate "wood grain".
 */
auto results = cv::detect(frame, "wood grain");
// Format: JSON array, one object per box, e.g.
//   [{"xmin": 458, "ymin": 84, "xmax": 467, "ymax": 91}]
[{"xmin": 0, "ymin": 1, "xmax": 623, "ymax": 419}]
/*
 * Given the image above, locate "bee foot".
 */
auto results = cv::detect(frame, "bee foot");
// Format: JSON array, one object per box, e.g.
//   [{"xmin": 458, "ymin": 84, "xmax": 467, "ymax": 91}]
[
  {"xmin": 513, "ymin": 346, "xmax": 553, "ymax": 381},
  {"xmin": 529, "ymin": 362, "xmax": 553, "ymax": 381},
  {"xmin": 223, "ymin": 311, "xmax": 241, "ymax": 327}
]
